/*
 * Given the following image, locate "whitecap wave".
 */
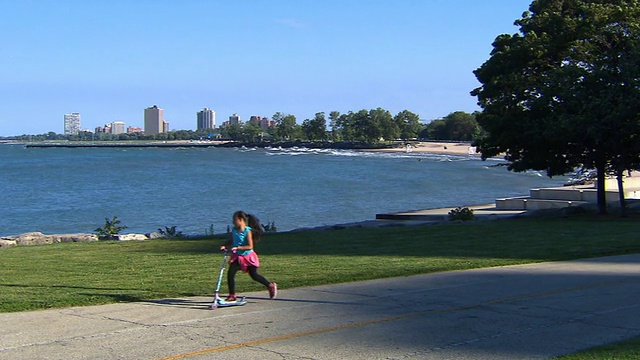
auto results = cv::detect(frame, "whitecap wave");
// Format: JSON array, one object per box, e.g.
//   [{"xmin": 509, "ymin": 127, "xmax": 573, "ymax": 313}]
[{"xmin": 262, "ymin": 146, "xmax": 477, "ymax": 162}]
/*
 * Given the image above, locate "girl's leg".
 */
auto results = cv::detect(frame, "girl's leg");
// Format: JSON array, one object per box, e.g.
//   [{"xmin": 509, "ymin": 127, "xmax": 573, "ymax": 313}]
[
  {"xmin": 247, "ymin": 266, "xmax": 271, "ymax": 287},
  {"xmin": 227, "ymin": 261, "xmax": 240, "ymax": 294}
]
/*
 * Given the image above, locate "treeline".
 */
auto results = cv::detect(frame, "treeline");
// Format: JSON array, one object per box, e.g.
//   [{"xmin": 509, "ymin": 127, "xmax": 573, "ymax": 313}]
[
  {"xmin": 6, "ymin": 109, "xmax": 483, "ymax": 143},
  {"xmin": 222, "ymin": 109, "xmax": 483, "ymax": 143}
]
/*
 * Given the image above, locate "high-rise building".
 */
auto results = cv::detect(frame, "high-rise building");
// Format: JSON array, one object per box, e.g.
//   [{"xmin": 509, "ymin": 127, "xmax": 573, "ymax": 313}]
[
  {"xmin": 111, "ymin": 121, "xmax": 126, "ymax": 134},
  {"xmin": 64, "ymin": 113, "xmax": 81, "ymax": 135},
  {"xmin": 259, "ymin": 117, "xmax": 275, "ymax": 130},
  {"xmin": 197, "ymin": 108, "xmax": 216, "ymax": 130},
  {"xmin": 144, "ymin": 105, "xmax": 164, "ymax": 135},
  {"xmin": 229, "ymin": 113, "xmax": 241, "ymax": 125}
]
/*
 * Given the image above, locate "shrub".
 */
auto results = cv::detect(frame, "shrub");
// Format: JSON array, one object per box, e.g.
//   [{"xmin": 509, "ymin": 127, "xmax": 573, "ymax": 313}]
[
  {"xmin": 94, "ymin": 216, "xmax": 127, "ymax": 240},
  {"xmin": 158, "ymin": 226, "xmax": 184, "ymax": 239},
  {"xmin": 204, "ymin": 224, "xmax": 215, "ymax": 237},
  {"xmin": 262, "ymin": 221, "xmax": 277, "ymax": 233},
  {"xmin": 448, "ymin": 207, "xmax": 475, "ymax": 221}
]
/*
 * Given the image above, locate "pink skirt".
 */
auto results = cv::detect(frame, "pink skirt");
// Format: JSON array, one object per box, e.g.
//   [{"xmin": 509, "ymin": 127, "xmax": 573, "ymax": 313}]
[{"xmin": 230, "ymin": 251, "xmax": 260, "ymax": 272}]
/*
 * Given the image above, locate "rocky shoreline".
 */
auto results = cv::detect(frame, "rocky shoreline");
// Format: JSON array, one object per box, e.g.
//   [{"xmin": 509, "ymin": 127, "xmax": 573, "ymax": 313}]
[
  {"xmin": 0, "ymin": 232, "xmax": 157, "ymax": 248},
  {"xmin": 23, "ymin": 140, "xmax": 397, "ymax": 150}
]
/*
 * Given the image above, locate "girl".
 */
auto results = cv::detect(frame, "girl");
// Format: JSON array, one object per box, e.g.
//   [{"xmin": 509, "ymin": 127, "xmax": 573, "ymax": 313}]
[{"xmin": 220, "ymin": 211, "xmax": 277, "ymax": 301}]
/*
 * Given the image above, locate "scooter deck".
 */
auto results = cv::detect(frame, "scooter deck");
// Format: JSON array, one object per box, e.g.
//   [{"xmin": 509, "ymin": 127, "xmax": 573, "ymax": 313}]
[
  {"xmin": 217, "ymin": 298, "xmax": 247, "ymax": 307},
  {"xmin": 209, "ymin": 297, "xmax": 247, "ymax": 309}
]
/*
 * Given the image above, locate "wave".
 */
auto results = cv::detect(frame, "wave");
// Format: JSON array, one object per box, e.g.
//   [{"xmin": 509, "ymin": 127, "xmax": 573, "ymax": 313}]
[{"xmin": 262, "ymin": 146, "xmax": 478, "ymax": 162}]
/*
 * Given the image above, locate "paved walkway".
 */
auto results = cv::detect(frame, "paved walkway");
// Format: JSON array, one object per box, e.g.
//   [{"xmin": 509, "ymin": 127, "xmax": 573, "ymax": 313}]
[{"xmin": 2, "ymin": 254, "xmax": 640, "ymax": 360}]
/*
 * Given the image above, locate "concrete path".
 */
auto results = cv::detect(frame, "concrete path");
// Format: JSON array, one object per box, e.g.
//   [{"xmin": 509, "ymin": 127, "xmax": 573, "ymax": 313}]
[{"xmin": 2, "ymin": 254, "xmax": 640, "ymax": 360}]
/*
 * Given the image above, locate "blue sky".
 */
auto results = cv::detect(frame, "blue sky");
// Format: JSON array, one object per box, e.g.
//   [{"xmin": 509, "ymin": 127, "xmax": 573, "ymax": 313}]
[{"xmin": 0, "ymin": 0, "xmax": 532, "ymax": 136}]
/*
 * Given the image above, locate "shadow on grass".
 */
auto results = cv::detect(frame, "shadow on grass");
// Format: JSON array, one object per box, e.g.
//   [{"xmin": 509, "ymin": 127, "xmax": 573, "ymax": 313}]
[
  {"xmin": 140, "ymin": 217, "xmax": 640, "ymax": 263},
  {"xmin": 0, "ymin": 283, "xmax": 142, "ymax": 292}
]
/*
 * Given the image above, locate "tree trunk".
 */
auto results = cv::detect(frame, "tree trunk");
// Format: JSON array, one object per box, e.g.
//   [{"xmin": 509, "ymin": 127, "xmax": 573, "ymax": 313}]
[
  {"xmin": 617, "ymin": 168, "xmax": 627, "ymax": 217},
  {"xmin": 596, "ymin": 162, "xmax": 607, "ymax": 214}
]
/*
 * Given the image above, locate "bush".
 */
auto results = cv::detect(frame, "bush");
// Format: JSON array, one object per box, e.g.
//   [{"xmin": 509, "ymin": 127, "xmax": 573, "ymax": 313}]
[
  {"xmin": 157, "ymin": 226, "xmax": 184, "ymax": 239},
  {"xmin": 94, "ymin": 216, "xmax": 127, "ymax": 240},
  {"xmin": 262, "ymin": 221, "xmax": 277, "ymax": 233},
  {"xmin": 448, "ymin": 207, "xmax": 475, "ymax": 221},
  {"xmin": 204, "ymin": 224, "xmax": 215, "ymax": 237}
]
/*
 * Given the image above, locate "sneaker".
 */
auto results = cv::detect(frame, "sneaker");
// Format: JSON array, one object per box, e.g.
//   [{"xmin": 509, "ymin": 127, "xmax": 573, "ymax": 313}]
[
  {"xmin": 268, "ymin": 283, "xmax": 278, "ymax": 299},
  {"xmin": 225, "ymin": 294, "xmax": 237, "ymax": 302}
]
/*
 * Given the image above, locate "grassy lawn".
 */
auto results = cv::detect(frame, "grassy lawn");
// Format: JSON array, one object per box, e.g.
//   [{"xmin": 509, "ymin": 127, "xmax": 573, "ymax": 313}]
[
  {"xmin": 1, "ymin": 215, "xmax": 639, "ymax": 313},
  {"xmin": 554, "ymin": 335, "xmax": 640, "ymax": 359}
]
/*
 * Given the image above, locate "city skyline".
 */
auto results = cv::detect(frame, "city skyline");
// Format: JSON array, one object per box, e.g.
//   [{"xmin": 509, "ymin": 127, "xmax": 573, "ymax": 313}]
[
  {"xmin": 63, "ymin": 107, "xmax": 279, "ymax": 135},
  {"xmin": 1, "ymin": 1, "xmax": 533, "ymax": 136}
]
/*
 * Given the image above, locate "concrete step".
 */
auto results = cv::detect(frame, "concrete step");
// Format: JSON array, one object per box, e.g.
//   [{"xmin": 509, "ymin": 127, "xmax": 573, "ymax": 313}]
[
  {"xmin": 529, "ymin": 187, "xmax": 640, "ymax": 202},
  {"xmin": 496, "ymin": 197, "xmax": 588, "ymax": 211}
]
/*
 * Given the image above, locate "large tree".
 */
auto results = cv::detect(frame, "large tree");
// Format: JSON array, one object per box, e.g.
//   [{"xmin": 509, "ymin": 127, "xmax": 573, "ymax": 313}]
[
  {"xmin": 302, "ymin": 112, "xmax": 328, "ymax": 141},
  {"xmin": 394, "ymin": 110, "xmax": 424, "ymax": 140},
  {"xmin": 273, "ymin": 113, "xmax": 298, "ymax": 141},
  {"xmin": 472, "ymin": 0, "xmax": 640, "ymax": 214}
]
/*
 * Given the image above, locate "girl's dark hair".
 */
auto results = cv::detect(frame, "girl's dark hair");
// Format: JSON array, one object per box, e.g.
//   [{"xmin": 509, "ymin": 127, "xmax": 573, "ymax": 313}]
[{"xmin": 233, "ymin": 210, "xmax": 264, "ymax": 242}]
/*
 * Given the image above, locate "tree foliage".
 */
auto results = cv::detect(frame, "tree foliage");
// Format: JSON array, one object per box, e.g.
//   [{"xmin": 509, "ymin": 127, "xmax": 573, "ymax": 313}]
[
  {"xmin": 302, "ymin": 112, "xmax": 328, "ymax": 141},
  {"xmin": 394, "ymin": 110, "xmax": 423, "ymax": 139},
  {"xmin": 423, "ymin": 111, "xmax": 480, "ymax": 141},
  {"xmin": 274, "ymin": 113, "xmax": 299, "ymax": 141},
  {"xmin": 472, "ymin": 0, "xmax": 640, "ymax": 214}
]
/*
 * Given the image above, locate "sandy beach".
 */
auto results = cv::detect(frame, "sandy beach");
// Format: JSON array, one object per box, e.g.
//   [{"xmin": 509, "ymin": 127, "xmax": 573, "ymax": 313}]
[{"xmin": 365, "ymin": 141, "xmax": 479, "ymax": 156}]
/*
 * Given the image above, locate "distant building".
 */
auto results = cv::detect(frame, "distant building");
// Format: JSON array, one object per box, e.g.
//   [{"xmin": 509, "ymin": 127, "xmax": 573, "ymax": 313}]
[
  {"xmin": 259, "ymin": 117, "xmax": 275, "ymax": 130},
  {"xmin": 111, "ymin": 121, "xmax": 126, "ymax": 135},
  {"xmin": 144, "ymin": 105, "xmax": 165, "ymax": 135},
  {"xmin": 229, "ymin": 113, "xmax": 241, "ymax": 125},
  {"xmin": 127, "ymin": 126, "xmax": 143, "ymax": 133},
  {"xmin": 249, "ymin": 116, "xmax": 261, "ymax": 125},
  {"xmin": 64, "ymin": 113, "xmax": 81, "ymax": 135},
  {"xmin": 163, "ymin": 120, "xmax": 169, "ymax": 133},
  {"xmin": 197, "ymin": 108, "xmax": 216, "ymax": 130}
]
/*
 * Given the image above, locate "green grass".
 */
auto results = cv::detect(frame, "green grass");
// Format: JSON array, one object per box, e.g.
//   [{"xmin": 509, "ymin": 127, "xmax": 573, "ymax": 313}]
[
  {"xmin": 554, "ymin": 335, "xmax": 640, "ymax": 359},
  {"xmin": 1, "ymin": 215, "xmax": 639, "ymax": 313}
]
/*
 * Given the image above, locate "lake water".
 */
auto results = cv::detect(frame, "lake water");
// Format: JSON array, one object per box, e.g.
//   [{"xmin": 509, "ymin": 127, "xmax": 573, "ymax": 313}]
[{"xmin": 0, "ymin": 144, "xmax": 565, "ymax": 236}]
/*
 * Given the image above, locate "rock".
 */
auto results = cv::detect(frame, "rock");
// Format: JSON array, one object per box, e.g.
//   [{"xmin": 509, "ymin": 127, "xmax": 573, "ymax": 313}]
[
  {"xmin": 50, "ymin": 234, "xmax": 99, "ymax": 243},
  {"xmin": 117, "ymin": 234, "xmax": 148, "ymax": 241},
  {"xmin": 0, "ymin": 239, "xmax": 17, "ymax": 248},
  {"xmin": 146, "ymin": 231, "xmax": 164, "ymax": 239},
  {"xmin": 13, "ymin": 232, "xmax": 53, "ymax": 246}
]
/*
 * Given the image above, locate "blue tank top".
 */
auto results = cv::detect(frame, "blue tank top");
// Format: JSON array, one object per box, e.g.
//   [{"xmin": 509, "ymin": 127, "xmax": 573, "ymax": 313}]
[{"xmin": 231, "ymin": 226, "xmax": 254, "ymax": 256}]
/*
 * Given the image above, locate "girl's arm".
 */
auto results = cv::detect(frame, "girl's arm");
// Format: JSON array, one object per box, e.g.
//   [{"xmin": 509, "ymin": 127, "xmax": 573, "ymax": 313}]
[{"xmin": 233, "ymin": 230, "xmax": 254, "ymax": 251}]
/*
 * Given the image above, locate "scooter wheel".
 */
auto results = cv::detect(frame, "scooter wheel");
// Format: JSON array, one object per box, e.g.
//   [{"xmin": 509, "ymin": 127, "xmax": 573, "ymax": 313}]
[{"xmin": 209, "ymin": 304, "xmax": 217, "ymax": 310}]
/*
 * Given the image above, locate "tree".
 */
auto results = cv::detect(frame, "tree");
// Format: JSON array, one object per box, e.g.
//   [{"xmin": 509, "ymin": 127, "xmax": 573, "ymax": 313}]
[
  {"xmin": 423, "ymin": 119, "xmax": 447, "ymax": 140},
  {"xmin": 471, "ymin": 0, "xmax": 640, "ymax": 214},
  {"xmin": 336, "ymin": 112, "xmax": 356, "ymax": 142},
  {"xmin": 329, "ymin": 111, "xmax": 341, "ymax": 141},
  {"xmin": 274, "ymin": 113, "xmax": 297, "ymax": 141},
  {"xmin": 226, "ymin": 124, "xmax": 243, "ymax": 141},
  {"xmin": 371, "ymin": 108, "xmax": 397, "ymax": 141},
  {"xmin": 422, "ymin": 112, "xmax": 479, "ymax": 141},
  {"xmin": 394, "ymin": 110, "xmax": 424, "ymax": 140},
  {"xmin": 443, "ymin": 111, "xmax": 480, "ymax": 141},
  {"xmin": 242, "ymin": 122, "xmax": 262, "ymax": 142},
  {"xmin": 302, "ymin": 112, "xmax": 327, "ymax": 141}
]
